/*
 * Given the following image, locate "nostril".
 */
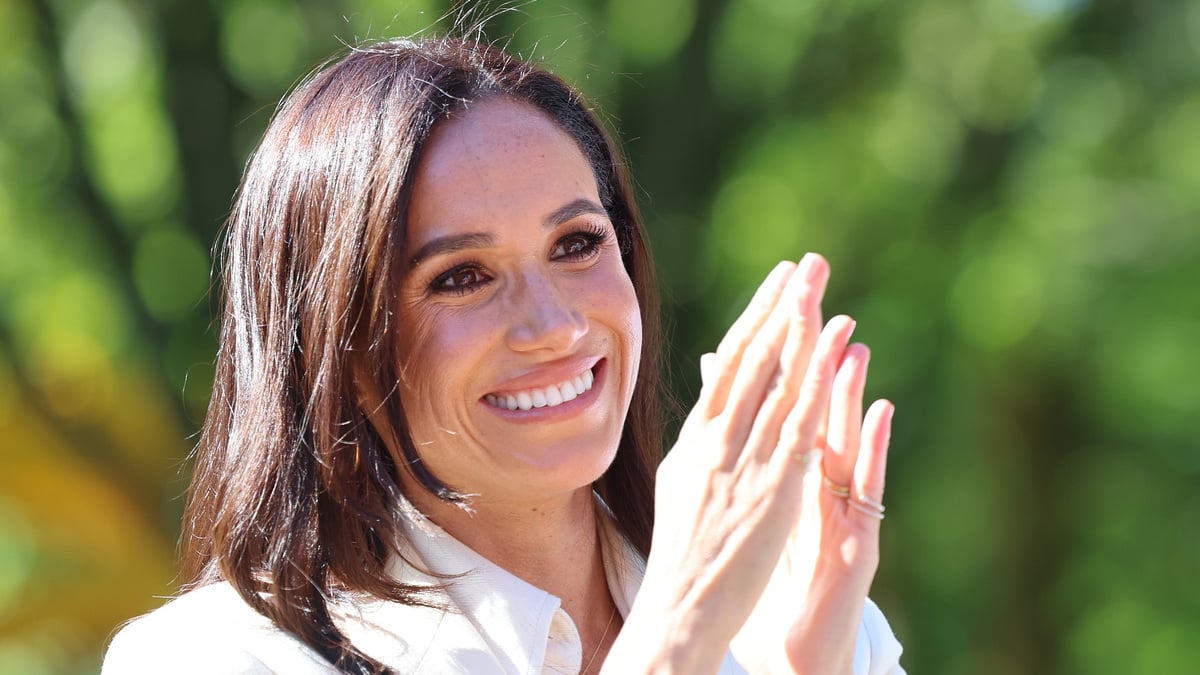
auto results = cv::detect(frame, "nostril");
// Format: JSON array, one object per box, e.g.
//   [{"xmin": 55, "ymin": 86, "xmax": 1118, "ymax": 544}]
[{"xmin": 505, "ymin": 302, "xmax": 588, "ymax": 353}]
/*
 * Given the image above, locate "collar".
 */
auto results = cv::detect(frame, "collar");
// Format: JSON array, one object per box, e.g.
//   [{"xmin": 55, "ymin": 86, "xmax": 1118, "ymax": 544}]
[{"xmin": 376, "ymin": 492, "xmax": 644, "ymax": 674}]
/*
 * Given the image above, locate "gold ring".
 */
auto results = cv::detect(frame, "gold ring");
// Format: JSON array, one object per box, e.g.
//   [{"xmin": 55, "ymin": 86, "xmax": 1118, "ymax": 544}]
[{"xmin": 822, "ymin": 475, "xmax": 851, "ymax": 498}]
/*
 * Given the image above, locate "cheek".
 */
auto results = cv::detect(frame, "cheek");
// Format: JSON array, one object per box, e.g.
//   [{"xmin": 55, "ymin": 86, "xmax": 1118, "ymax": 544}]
[
  {"xmin": 397, "ymin": 303, "xmax": 484, "ymax": 402},
  {"xmin": 616, "ymin": 285, "xmax": 642, "ymax": 357},
  {"xmin": 586, "ymin": 264, "xmax": 642, "ymax": 369}
]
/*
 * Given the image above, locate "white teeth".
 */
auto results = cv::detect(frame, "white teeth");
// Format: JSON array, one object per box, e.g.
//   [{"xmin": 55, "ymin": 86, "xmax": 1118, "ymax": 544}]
[{"xmin": 487, "ymin": 367, "xmax": 596, "ymax": 411}]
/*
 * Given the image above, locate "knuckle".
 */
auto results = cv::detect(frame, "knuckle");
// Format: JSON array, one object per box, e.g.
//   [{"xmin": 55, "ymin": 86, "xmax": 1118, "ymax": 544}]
[
  {"xmin": 742, "ymin": 342, "xmax": 777, "ymax": 375},
  {"xmin": 711, "ymin": 412, "xmax": 746, "ymax": 451},
  {"xmin": 805, "ymin": 358, "xmax": 837, "ymax": 393},
  {"xmin": 790, "ymin": 313, "xmax": 814, "ymax": 337},
  {"xmin": 713, "ymin": 411, "xmax": 739, "ymax": 441}
]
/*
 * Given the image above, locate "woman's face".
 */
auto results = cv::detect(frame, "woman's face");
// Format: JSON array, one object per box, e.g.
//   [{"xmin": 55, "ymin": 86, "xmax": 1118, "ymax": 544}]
[{"xmin": 396, "ymin": 97, "xmax": 642, "ymax": 505}]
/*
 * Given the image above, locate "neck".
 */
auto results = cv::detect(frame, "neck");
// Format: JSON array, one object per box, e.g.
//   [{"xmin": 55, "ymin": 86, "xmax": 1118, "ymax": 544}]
[
  {"xmin": 412, "ymin": 486, "xmax": 611, "ymax": 612},
  {"xmin": 407, "ymin": 486, "xmax": 621, "ymax": 669}
]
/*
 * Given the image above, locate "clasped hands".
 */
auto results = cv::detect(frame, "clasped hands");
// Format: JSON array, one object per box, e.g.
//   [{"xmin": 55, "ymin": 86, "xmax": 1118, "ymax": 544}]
[{"xmin": 609, "ymin": 253, "xmax": 893, "ymax": 674}]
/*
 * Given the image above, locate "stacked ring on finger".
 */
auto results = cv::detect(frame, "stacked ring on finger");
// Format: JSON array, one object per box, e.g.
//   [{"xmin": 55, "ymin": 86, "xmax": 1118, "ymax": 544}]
[
  {"xmin": 823, "ymin": 475, "xmax": 886, "ymax": 519},
  {"xmin": 848, "ymin": 492, "xmax": 886, "ymax": 520},
  {"xmin": 822, "ymin": 475, "xmax": 851, "ymax": 498}
]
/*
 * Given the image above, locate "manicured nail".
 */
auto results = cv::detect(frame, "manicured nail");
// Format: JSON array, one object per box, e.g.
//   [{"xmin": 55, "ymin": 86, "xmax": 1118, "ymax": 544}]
[
  {"xmin": 883, "ymin": 401, "xmax": 895, "ymax": 443},
  {"xmin": 803, "ymin": 252, "xmax": 827, "ymax": 282},
  {"xmin": 768, "ymin": 260, "xmax": 795, "ymax": 286},
  {"xmin": 699, "ymin": 352, "xmax": 715, "ymax": 384},
  {"xmin": 837, "ymin": 315, "xmax": 857, "ymax": 336}
]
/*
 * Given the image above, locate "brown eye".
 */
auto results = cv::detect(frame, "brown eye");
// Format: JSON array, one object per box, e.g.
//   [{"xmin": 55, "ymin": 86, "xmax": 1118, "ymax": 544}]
[
  {"xmin": 431, "ymin": 264, "xmax": 491, "ymax": 295},
  {"xmin": 551, "ymin": 230, "xmax": 605, "ymax": 261}
]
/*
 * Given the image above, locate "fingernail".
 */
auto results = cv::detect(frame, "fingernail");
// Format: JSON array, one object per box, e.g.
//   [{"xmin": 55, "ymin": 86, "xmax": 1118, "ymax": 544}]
[
  {"xmin": 803, "ymin": 252, "xmax": 827, "ymax": 282},
  {"xmin": 853, "ymin": 343, "xmax": 872, "ymax": 365},
  {"xmin": 795, "ymin": 254, "xmax": 813, "ymax": 282},
  {"xmin": 768, "ymin": 260, "xmax": 795, "ymax": 286},
  {"xmin": 883, "ymin": 401, "xmax": 895, "ymax": 442},
  {"xmin": 699, "ymin": 353, "xmax": 715, "ymax": 383},
  {"xmin": 837, "ymin": 315, "xmax": 856, "ymax": 336}
]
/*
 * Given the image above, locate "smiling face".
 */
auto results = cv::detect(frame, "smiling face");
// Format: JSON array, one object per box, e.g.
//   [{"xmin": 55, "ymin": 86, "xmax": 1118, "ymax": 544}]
[{"xmin": 395, "ymin": 97, "xmax": 642, "ymax": 507}]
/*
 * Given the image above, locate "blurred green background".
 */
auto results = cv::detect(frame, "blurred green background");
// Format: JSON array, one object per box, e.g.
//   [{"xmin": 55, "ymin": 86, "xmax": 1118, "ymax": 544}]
[{"xmin": 2, "ymin": 0, "xmax": 1198, "ymax": 672}]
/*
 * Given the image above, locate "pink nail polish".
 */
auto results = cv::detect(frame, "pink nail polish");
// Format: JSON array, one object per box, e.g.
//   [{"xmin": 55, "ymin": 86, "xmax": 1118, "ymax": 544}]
[{"xmin": 803, "ymin": 253, "xmax": 825, "ymax": 282}]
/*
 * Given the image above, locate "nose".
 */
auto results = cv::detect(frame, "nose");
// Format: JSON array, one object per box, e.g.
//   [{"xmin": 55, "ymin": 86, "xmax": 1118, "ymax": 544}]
[{"xmin": 504, "ymin": 271, "xmax": 588, "ymax": 353}]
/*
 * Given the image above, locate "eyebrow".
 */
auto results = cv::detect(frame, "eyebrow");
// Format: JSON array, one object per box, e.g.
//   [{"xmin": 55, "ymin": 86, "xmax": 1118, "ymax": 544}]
[{"xmin": 408, "ymin": 198, "xmax": 609, "ymax": 268}]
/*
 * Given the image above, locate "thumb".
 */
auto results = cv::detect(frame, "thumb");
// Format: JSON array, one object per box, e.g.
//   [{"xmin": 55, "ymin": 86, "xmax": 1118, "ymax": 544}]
[{"xmin": 699, "ymin": 352, "xmax": 717, "ymax": 387}]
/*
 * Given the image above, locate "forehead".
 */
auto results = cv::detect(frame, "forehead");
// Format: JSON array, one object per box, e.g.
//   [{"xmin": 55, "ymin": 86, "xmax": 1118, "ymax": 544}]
[
  {"xmin": 405, "ymin": 98, "xmax": 601, "ymax": 243},
  {"xmin": 423, "ymin": 97, "xmax": 588, "ymax": 168}
]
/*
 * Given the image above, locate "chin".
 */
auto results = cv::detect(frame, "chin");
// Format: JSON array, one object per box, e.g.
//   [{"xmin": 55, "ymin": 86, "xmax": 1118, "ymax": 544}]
[{"xmin": 505, "ymin": 435, "xmax": 621, "ymax": 495}]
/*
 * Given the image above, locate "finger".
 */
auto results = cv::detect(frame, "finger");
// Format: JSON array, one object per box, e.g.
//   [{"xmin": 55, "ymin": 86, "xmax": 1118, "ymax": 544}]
[
  {"xmin": 853, "ymin": 399, "xmax": 894, "ymax": 510},
  {"xmin": 773, "ymin": 314, "xmax": 856, "ymax": 469},
  {"xmin": 823, "ymin": 343, "xmax": 870, "ymax": 495},
  {"xmin": 699, "ymin": 352, "xmax": 716, "ymax": 387},
  {"xmin": 724, "ymin": 254, "xmax": 829, "ymax": 450},
  {"xmin": 700, "ymin": 261, "xmax": 796, "ymax": 416},
  {"xmin": 753, "ymin": 251, "xmax": 827, "ymax": 438}
]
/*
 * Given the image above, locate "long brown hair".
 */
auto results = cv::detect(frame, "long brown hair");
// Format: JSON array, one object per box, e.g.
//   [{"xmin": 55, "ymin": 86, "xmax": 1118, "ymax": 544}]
[{"xmin": 181, "ymin": 37, "xmax": 666, "ymax": 672}]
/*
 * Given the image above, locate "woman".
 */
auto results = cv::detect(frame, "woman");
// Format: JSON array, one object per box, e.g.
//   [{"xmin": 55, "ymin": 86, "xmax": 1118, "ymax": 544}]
[{"xmin": 103, "ymin": 36, "xmax": 902, "ymax": 674}]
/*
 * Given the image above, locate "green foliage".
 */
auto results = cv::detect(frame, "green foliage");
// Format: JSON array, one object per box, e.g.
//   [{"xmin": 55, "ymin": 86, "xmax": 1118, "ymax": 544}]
[{"xmin": 1, "ymin": 0, "xmax": 1197, "ymax": 672}]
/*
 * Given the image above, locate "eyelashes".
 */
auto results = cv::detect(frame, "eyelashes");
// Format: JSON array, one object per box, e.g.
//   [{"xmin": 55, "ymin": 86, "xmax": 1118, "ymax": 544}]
[
  {"xmin": 429, "ymin": 263, "xmax": 491, "ymax": 295},
  {"xmin": 427, "ymin": 223, "xmax": 614, "ymax": 297},
  {"xmin": 550, "ymin": 222, "xmax": 609, "ymax": 262}
]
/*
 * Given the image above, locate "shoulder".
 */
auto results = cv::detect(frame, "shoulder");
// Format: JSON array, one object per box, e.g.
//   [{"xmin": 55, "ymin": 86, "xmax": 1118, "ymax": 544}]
[
  {"xmin": 855, "ymin": 597, "xmax": 907, "ymax": 675},
  {"xmin": 101, "ymin": 583, "xmax": 334, "ymax": 675}
]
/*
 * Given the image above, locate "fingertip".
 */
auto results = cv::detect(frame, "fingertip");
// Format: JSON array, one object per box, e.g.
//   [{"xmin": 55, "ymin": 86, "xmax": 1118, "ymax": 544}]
[
  {"xmin": 827, "ymin": 314, "xmax": 857, "ymax": 339},
  {"xmin": 844, "ymin": 342, "xmax": 871, "ymax": 364},
  {"xmin": 867, "ymin": 399, "xmax": 895, "ymax": 444},
  {"xmin": 811, "ymin": 316, "xmax": 856, "ymax": 371},
  {"xmin": 879, "ymin": 399, "xmax": 895, "ymax": 423},
  {"xmin": 770, "ymin": 259, "xmax": 799, "ymax": 282},
  {"xmin": 856, "ymin": 399, "xmax": 894, "ymax": 503},
  {"xmin": 834, "ymin": 343, "xmax": 871, "ymax": 388},
  {"xmin": 699, "ymin": 352, "xmax": 716, "ymax": 384},
  {"xmin": 806, "ymin": 256, "xmax": 830, "ymax": 298},
  {"xmin": 800, "ymin": 251, "xmax": 829, "ymax": 278}
]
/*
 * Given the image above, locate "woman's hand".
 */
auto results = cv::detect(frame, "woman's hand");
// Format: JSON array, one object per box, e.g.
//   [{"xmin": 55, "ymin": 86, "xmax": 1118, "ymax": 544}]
[
  {"xmin": 731, "ymin": 341, "xmax": 894, "ymax": 674},
  {"xmin": 606, "ymin": 253, "xmax": 860, "ymax": 673}
]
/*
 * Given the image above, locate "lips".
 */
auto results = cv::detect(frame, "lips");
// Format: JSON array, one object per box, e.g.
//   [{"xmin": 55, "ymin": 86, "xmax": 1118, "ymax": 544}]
[{"xmin": 485, "ymin": 368, "xmax": 595, "ymax": 411}]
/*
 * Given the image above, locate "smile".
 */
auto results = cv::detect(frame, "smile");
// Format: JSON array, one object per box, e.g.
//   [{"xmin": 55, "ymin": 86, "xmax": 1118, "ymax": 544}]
[{"xmin": 484, "ymin": 368, "xmax": 596, "ymax": 411}]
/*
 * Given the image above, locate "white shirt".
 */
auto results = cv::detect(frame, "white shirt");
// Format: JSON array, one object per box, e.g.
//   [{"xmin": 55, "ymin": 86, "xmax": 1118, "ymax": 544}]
[{"xmin": 103, "ymin": 502, "xmax": 904, "ymax": 674}]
